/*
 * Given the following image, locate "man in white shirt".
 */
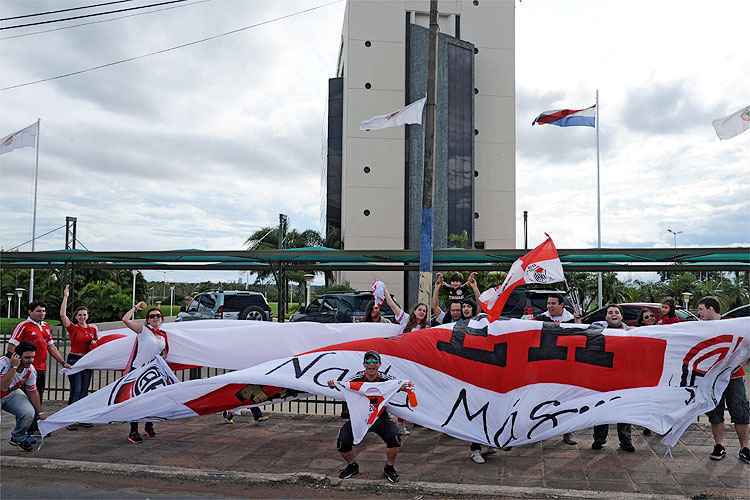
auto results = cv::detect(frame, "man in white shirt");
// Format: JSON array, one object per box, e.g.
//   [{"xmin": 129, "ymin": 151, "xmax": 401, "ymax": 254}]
[{"xmin": 1, "ymin": 342, "xmax": 45, "ymax": 451}]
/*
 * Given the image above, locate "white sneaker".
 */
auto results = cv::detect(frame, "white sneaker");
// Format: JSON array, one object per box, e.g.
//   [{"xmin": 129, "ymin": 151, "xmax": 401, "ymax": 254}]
[
  {"xmin": 470, "ymin": 449, "xmax": 486, "ymax": 464},
  {"xmin": 400, "ymin": 425, "xmax": 410, "ymax": 435}
]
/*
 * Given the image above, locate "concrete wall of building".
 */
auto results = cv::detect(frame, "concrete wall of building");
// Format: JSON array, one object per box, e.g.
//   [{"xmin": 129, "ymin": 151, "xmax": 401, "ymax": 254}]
[{"xmin": 337, "ymin": 0, "xmax": 515, "ymax": 303}]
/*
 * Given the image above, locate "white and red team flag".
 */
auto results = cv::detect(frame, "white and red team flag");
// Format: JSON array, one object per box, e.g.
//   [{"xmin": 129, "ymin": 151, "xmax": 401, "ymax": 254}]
[
  {"xmin": 360, "ymin": 97, "xmax": 426, "ymax": 131},
  {"xmin": 479, "ymin": 235, "xmax": 565, "ymax": 321},
  {"xmin": 338, "ymin": 379, "xmax": 408, "ymax": 444},
  {"xmin": 42, "ymin": 317, "xmax": 750, "ymax": 450},
  {"xmin": 0, "ymin": 121, "xmax": 38, "ymax": 155},
  {"xmin": 712, "ymin": 104, "xmax": 750, "ymax": 140}
]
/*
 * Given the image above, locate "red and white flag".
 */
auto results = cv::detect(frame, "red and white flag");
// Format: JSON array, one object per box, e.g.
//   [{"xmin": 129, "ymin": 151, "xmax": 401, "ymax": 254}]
[
  {"xmin": 479, "ymin": 235, "xmax": 565, "ymax": 321},
  {"xmin": 338, "ymin": 379, "xmax": 406, "ymax": 444}
]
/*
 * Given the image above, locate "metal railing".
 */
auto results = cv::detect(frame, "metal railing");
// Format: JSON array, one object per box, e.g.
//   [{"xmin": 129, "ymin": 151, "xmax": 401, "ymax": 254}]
[{"xmin": 1, "ymin": 332, "xmax": 343, "ymax": 416}]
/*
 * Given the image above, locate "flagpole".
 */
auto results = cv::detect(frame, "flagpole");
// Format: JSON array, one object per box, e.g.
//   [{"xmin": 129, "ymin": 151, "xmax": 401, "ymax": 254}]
[
  {"xmin": 29, "ymin": 118, "xmax": 40, "ymax": 302},
  {"xmin": 595, "ymin": 91, "xmax": 602, "ymax": 308}
]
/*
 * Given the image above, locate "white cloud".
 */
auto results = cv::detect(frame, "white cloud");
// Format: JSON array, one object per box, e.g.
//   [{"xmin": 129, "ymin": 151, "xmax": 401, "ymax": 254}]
[{"xmin": 1, "ymin": 0, "xmax": 748, "ymax": 284}]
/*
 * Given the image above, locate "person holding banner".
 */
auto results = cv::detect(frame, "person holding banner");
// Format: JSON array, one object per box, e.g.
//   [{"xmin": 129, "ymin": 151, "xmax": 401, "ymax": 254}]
[
  {"xmin": 60, "ymin": 285, "xmax": 98, "ymax": 430},
  {"xmin": 1, "ymin": 342, "xmax": 45, "ymax": 452},
  {"xmin": 382, "ymin": 285, "xmax": 428, "ymax": 333},
  {"xmin": 121, "ymin": 301, "xmax": 168, "ymax": 444},
  {"xmin": 697, "ymin": 297, "xmax": 750, "ymax": 464},
  {"xmin": 592, "ymin": 305, "xmax": 635, "ymax": 452},
  {"xmin": 327, "ymin": 351, "xmax": 408, "ymax": 483}
]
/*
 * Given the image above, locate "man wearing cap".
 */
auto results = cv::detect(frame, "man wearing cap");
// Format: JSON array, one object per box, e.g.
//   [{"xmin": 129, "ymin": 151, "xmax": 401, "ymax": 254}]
[{"xmin": 327, "ymin": 350, "xmax": 412, "ymax": 483}]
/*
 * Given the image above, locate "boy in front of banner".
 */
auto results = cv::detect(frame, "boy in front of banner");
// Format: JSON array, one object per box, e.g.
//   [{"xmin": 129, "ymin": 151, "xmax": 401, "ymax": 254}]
[
  {"xmin": 327, "ymin": 351, "xmax": 408, "ymax": 483},
  {"xmin": 1, "ymin": 342, "xmax": 45, "ymax": 451},
  {"xmin": 592, "ymin": 304, "xmax": 635, "ymax": 452},
  {"xmin": 697, "ymin": 296, "xmax": 750, "ymax": 464}
]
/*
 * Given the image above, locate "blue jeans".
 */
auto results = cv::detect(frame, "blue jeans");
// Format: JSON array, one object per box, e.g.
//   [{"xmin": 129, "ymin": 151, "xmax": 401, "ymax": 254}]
[
  {"xmin": 67, "ymin": 353, "xmax": 93, "ymax": 405},
  {"xmin": 1, "ymin": 390, "xmax": 35, "ymax": 440}
]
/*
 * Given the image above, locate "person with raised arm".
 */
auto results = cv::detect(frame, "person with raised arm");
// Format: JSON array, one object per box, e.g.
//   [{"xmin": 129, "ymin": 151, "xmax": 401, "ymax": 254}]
[
  {"xmin": 60, "ymin": 285, "xmax": 99, "ymax": 430},
  {"xmin": 121, "ymin": 301, "xmax": 168, "ymax": 444}
]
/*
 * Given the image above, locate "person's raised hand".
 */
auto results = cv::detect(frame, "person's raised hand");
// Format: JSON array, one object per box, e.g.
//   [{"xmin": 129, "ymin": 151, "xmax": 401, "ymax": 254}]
[
  {"xmin": 135, "ymin": 301, "xmax": 147, "ymax": 311},
  {"xmin": 63, "ymin": 285, "xmax": 70, "ymax": 298},
  {"xmin": 10, "ymin": 353, "xmax": 21, "ymax": 369}
]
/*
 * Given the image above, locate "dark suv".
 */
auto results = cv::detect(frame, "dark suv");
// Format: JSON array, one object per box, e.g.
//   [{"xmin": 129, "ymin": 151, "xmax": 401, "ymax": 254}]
[
  {"xmin": 290, "ymin": 291, "xmax": 397, "ymax": 323},
  {"xmin": 176, "ymin": 290, "xmax": 273, "ymax": 322}
]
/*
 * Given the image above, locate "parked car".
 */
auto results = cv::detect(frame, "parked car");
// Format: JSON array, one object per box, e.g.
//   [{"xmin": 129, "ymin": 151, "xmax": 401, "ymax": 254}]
[
  {"xmin": 722, "ymin": 304, "xmax": 750, "ymax": 319},
  {"xmin": 290, "ymin": 291, "xmax": 397, "ymax": 323},
  {"xmin": 500, "ymin": 289, "xmax": 575, "ymax": 319},
  {"xmin": 581, "ymin": 302, "xmax": 698, "ymax": 326},
  {"xmin": 176, "ymin": 290, "xmax": 272, "ymax": 322}
]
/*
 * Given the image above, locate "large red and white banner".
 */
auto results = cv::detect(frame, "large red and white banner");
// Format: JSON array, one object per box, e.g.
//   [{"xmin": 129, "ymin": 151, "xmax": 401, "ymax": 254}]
[
  {"xmin": 44, "ymin": 318, "xmax": 749, "ymax": 449},
  {"xmin": 64, "ymin": 320, "xmax": 402, "ymax": 374}
]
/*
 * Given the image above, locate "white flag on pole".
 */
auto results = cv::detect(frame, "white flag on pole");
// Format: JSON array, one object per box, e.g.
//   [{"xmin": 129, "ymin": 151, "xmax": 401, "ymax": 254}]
[
  {"xmin": 712, "ymin": 105, "xmax": 750, "ymax": 140},
  {"xmin": 0, "ymin": 122, "xmax": 38, "ymax": 155},
  {"xmin": 359, "ymin": 97, "xmax": 427, "ymax": 131}
]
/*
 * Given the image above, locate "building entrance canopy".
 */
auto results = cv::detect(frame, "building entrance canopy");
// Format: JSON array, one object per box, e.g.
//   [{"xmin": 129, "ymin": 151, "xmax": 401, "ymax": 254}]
[{"xmin": 1, "ymin": 247, "xmax": 748, "ymax": 272}]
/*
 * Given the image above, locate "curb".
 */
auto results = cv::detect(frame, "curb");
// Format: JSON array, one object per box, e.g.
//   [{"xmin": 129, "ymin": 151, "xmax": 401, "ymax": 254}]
[{"xmin": 0, "ymin": 456, "xmax": 689, "ymax": 499}]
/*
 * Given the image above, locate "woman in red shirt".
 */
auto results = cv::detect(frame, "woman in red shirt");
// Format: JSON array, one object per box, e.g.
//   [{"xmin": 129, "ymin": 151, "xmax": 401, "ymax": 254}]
[
  {"xmin": 658, "ymin": 298, "xmax": 681, "ymax": 325},
  {"xmin": 60, "ymin": 285, "xmax": 98, "ymax": 429}
]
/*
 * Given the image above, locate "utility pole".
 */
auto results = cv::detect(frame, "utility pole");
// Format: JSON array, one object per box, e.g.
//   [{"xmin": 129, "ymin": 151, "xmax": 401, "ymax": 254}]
[
  {"xmin": 65, "ymin": 216, "xmax": 77, "ymax": 299},
  {"xmin": 278, "ymin": 214, "xmax": 288, "ymax": 323},
  {"xmin": 418, "ymin": 0, "xmax": 439, "ymax": 318}
]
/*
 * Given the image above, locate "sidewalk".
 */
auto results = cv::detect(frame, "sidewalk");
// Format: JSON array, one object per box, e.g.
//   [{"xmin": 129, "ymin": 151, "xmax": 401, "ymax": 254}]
[{"xmin": 2, "ymin": 405, "xmax": 748, "ymax": 498}]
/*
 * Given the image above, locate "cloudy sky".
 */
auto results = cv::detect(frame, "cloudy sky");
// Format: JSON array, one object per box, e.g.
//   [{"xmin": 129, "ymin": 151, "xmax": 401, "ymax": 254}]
[{"xmin": 1, "ymin": 0, "xmax": 748, "ymax": 283}]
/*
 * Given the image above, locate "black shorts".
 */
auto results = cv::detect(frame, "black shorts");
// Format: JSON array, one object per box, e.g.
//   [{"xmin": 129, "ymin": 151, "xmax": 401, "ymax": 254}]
[
  {"xmin": 336, "ymin": 416, "xmax": 401, "ymax": 453},
  {"xmin": 706, "ymin": 378, "xmax": 750, "ymax": 425}
]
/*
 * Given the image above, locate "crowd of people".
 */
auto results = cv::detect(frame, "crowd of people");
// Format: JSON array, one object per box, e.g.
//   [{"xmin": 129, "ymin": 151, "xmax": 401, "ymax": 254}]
[{"xmin": 1, "ymin": 273, "xmax": 748, "ymax": 482}]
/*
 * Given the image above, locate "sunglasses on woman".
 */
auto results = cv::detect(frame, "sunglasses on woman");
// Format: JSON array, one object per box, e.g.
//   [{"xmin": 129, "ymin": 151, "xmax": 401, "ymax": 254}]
[{"xmin": 148, "ymin": 314, "xmax": 162, "ymax": 319}]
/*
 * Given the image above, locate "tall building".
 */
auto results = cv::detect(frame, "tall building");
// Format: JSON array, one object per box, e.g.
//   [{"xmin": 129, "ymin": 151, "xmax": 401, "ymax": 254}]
[{"xmin": 323, "ymin": 0, "xmax": 515, "ymax": 305}]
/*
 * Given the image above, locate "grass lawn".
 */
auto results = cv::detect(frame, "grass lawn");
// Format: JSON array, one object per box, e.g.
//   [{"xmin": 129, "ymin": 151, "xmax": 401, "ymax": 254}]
[
  {"xmin": 269, "ymin": 302, "xmax": 301, "ymax": 319},
  {"xmin": 1, "ymin": 317, "xmax": 60, "ymax": 336}
]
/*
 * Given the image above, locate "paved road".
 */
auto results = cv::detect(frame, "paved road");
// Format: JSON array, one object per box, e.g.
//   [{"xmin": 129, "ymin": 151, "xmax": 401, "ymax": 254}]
[
  {"xmin": 2, "ymin": 410, "xmax": 749, "ymax": 498},
  {"xmin": 1, "ymin": 467, "xmax": 414, "ymax": 500}
]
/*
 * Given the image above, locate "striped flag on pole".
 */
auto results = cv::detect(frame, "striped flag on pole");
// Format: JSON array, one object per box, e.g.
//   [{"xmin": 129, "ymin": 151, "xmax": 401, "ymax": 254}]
[{"xmin": 533, "ymin": 105, "xmax": 596, "ymax": 128}]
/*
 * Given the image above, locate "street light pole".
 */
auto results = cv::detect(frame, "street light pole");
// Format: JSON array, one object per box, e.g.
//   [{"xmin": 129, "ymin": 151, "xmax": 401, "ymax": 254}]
[
  {"xmin": 131, "ymin": 270, "xmax": 138, "ymax": 308},
  {"xmin": 6, "ymin": 293, "xmax": 13, "ymax": 319},
  {"xmin": 15, "ymin": 288, "xmax": 25, "ymax": 318},
  {"xmin": 667, "ymin": 228, "xmax": 682, "ymax": 251}
]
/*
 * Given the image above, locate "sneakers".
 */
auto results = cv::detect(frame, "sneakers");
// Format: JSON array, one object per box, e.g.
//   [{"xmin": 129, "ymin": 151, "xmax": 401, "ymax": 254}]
[
  {"xmin": 592, "ymin": 440, "xmax": 606, "ymax": 450},
  {"xmin": 709, "ymin": 443, "xmax": 727, "ymax": 461},
  {"xmin": 144, "ymin": 423, "xmax": 156, "ymax": 438},
  {"xmin": 254, "ymin": 415, "xmax": 269, "ymax": 423},
  {"xmin": 470, "ymin": 449, "xmax": 486, "ymax": 464},
  {"xmin": 738, "ymin": 447, "xmax": 749, "ymax": 464},
  {"xmin": 9, "ymin": 437, "xmax": 34, "ymax": 452},
  {"xmin": 399, "ymin": 425, "xmax": 410, "ymax": 436},
  {"xmin": 562, "ymin": 433, "xmax": 577, "ymax": 445},
  {"xmin": 383, "ymin": 464, "xmax": 399, "ymax": 483},
  {"xmin": 127, "ymin": 432, "xmax": 144, "ymax": 444},
  {"xmin": 338, "ymin": 462, "xmax": 359, "ymax": 479},
  {"xmin": 619, "ymin": 442, "xmax": 636, "ymax": 453},
  {"xmin": 222, "ymin": 411, "xmax": 235, "ymax": 424}
]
